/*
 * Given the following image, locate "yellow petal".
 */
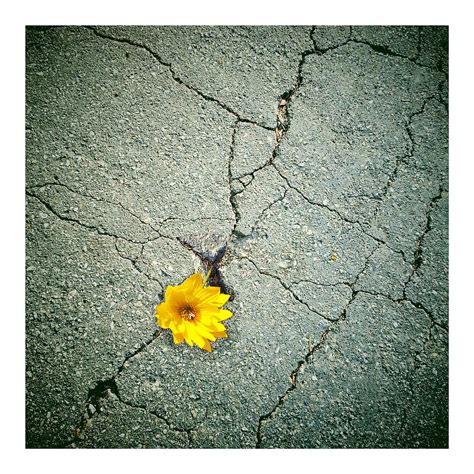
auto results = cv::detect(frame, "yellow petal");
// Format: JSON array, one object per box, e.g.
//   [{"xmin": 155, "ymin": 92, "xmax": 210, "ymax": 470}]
[
  {"xmin": 207, "ymin": 321, "xmax": 226, "ymax": 332},
  {"xmin": 215, "ymin": 293, "xmax": 231, "ymax": 306},
  {"xmin": 195, "ymin": 288, "xmax": 230, "ymax": 307},
  {"xmin": 183, "ymin": 325, "xmax": 194, "ymax": 347},
  {"xmin": 188, "ymin": 325, "xmax": 207, "ymax": 349},
  {"xmin": 198, "ymin": 304, "xmax": 229, "ymax": 317},
  {"xmin": 169, "ymin": 320, "xmax": 178, "ymax": 332},
  {"xmin": 156, "ymin": 303, "xmax": 175, "ymax": 328},
  {"xmin": 176, "ymin": 319, "xmax": 186, "ymax": 333},
  {"xmin": 157, "ymin": 317, "xmax": 170, "ymax": 329},
  {"xmin": 159, "ymin": 270, "xmax": 233, "ymax": 352},
  {"xmin": 163, "ymin": 287, "xmax": 186, "ymax": 313},
  {"xmin": 195, "ymin": 286, "xmax": 220, "ymax": 301},
  {"xmin": 194, "ymin": 321, "xmax": 217, "ymax": 341},
  {"xmin": 217, "ymin": 309, "xmax": 233, "ymax": 321},
  {"xmin": 208, "ymin": 292, "xmax": 231, "ymax": 307},
  {"xmin": 181, "ymin": 273, "xmax": 203, "ymax": 293},
  {"xmin": 165, "ymin": 284, "xmax": 178, "ymax": 301}
]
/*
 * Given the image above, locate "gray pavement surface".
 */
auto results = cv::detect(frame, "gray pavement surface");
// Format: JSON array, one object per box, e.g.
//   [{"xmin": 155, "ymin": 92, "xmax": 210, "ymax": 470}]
[{"xmin": 26, "ymin": 25, "xmax": 448, "ymax": 448}]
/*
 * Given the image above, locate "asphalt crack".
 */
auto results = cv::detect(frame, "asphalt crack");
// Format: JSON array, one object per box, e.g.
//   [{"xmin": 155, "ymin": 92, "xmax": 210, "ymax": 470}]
[
  {"xmin": 27, "ymin": 181, "xmax": 167, "ymax": 239},
  {"xmin": 254, "ymin": 244, "xmax": 378, "ymax": 447},
  {"xmin": 366, "ymin": 94, "xmax": 441, "ymax": 231},
  {"xmin": 114, "ymin": 238, "xmax": 164, "ymax": 290},
  {"xmin": 357, "ymin": 288, "xmax": 447, "ymax": 333},
  {"xmin": 228, "ymin": 123, "xmax": 242, "ymax": 237},
  {"xmin": 86, "ymin": 26, "xmax": 275, "ymax": 131},
  {"xmin": 310, "ymin": 26, "xmax": 447, "ymax": 76},
  {"xmin": 27, "ymin": 191, "xmax": 145, "ymax": 244},
  {"xmin": 311, "ymin": 25, "xmax": 352, "ymax": 54},
  {"xmin": 238, "ymin": 255, "xmax": 333, "ymax": 323},
  {"xmin": 355, "ymin": 287, "xmax": 447, "ymax": 441},
  {"xmin": 58, "ymin": 330, "xmax": 162, "ymax": 448},
  {"xmin": 249, "ymin": 188, "xmax": 289, "ymax": 236},
  {"xmin": 270, "ymin": 163, "xmax": 409, "ymax": 262},
  {"xmin": 28, "ymin": 188, "xmax": 183, "ymax": 290},
  {"xmin": 409, "ymin": 187, "xmax": 444, "ymax": 273},
  {"xmin": 226, "ymin": 26, "xmax": 317, "ymax": 195},
  {"xmin": 349, "ymin": 37, "xmax": 448, "ymax": 76}
]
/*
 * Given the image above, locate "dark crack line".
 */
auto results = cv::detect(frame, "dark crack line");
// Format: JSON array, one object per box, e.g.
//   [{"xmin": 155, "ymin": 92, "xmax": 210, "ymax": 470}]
[
  {"xmin": 29, "ymin": 182, "xmax": 235, "ymax": 239},
  {"xmin": 351, "ymin": 38, "xmax": 417, "ymax": 61},
  {"xmin": 367, "ymin": 94, "xmax": 439, "ymax": 229},
  {"xmin": 254, "ymin": 244, "xmax": 379, "ymax": 447},
  {"xmin": 405, "ymin": 95, "xmax": 442, "ymax": 159},
  {"xmin": 158, "ymin": 215, "xmax": 234, "ymax": 227},
  {"xmin": 26, "ymin": 189, "xmax": 172, "ymax": 246},
  {"xmin": 236, "ymin": 174, "xmax": 255, "ymax": 188},
  {"xmin": 238, "ymin": 255, "xmax": 334, "ymax": 324},
  {"xmin": 229, "ymin": 27, "xmax": 317, "ymax": 188},
  {"xmin": 292, "ymin": 279, "xmax": 353, "ymax": 289},
  {"xmin": 437, "ymin": 79, "xmax": 448, "ymax": 113},
  {"xmin": 255, "ymin": 326, "xmax": 331, "ymax": 448},
  {"xmin": 407, "ymin": 187, "xmax": 444, "ymax": 275},
  {"xmin": 27, "ymin": 191, "xmax": 150, "ymax": 245},
  {"xmin": 28, "ymin": 186, "xmax": 179, "ymax": 291},
  {"xmin": 349, "ymin": 38, "xmax": 448, "ymax": 76},
  {"xmin": 86, "ymin": 26, "xmax": 275, "ymax": 131},
  {"xmin": 114, "ymin": 238, "xmax": 164, "ymax": 290},
  {"xmin": 27, "ymin": 181, "xmax": 167, "ymax": 239},
  {"xmin": 352, "ymin": 92, "xmax": 447, "ymax": 277},
  {"xmin": 405, "ymin": 298, "xmax": 447, "ymax": 332},
  {"xmin": 415, "ymin": 26, "xmax": 422, "ymax": 62},
  {"xmin": 354, "ymin": 287, "xmax": 446, "ymax": 442},
  {"xmin": 277, "ymin": 27, "xmax": 317, "ymax": 137},
  {"xmin": 249, "ymin": 188, "xmax": 289, "ymax": 237},
  {"xmin": 271, "ymin": 162, "xmax": 358, "ymax": 224},
  {"xmin": 113, "ymin": 395, "xmax": 193, "ymax": 443},
  {"xmin": 57, "ymin": 330, "xmax": 163, "ymax": 448},
  {"xmin": 270, "ymin": 162, "xmax": 403, "ymax": 258},
  {"xmin": 230, "ymin": 161, "xmax": 268, "ymax": 196},
  {"xmin": 228, "ymin": 123, "xmax": 241, "ymax": 236},
  {"xmin": 311, "ymin": 26, "xmax": 352, "ymax": 55},
  {"xmin": 228, "ymin": 155, "xmax": 271, "ymax": 206},
  {"xmin": 176, "ymin": 237, "xmax": 234, "ymax": 300},
  {"xmin": 272, "ymin": 160, "xmax": 415, "ymax": 270},
  {"xmin": 310, "ymin": 27, "xmax": 446, "ymax": 76},
  {"xmin": 255, "ymin": 287, "xmax": 360, "ymax": 448},
  {"xmin": 357, "ymin": 288, "xmax": 447, "ymax": 333},
  {"xmin": 226, "ymin": 119, "xmax": 279, "ymax": 243},
  {"xmin": 398, "ymin": 186, "xmax": 446, "ymax": 318}
]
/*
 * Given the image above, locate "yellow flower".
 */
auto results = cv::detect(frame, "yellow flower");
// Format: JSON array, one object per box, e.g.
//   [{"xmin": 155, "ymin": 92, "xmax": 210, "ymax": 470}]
[{"xmin": 155, "ymin": 271, "xmax": 232, "ymax": 352}]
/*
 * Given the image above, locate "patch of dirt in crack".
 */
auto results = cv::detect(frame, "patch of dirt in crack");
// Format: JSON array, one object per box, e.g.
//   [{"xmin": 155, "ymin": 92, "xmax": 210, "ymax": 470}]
[{"xmin": 177, "ymin": 238, "xmax": 235, "ymax": 301}]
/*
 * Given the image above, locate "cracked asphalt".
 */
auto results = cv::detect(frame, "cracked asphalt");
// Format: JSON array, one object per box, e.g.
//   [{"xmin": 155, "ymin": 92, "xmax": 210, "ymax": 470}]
[{"xmin": 26, "ymin": 25, "xmax": 448, "ymax": 448}]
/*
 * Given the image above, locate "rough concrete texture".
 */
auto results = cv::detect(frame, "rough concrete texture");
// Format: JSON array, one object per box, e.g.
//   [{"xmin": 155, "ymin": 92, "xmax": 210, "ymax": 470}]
[
  {"xmin": 26, "ymin": 25, "xmax": 448, "ymax": 448},
  {"xmin": 351, "ymin": 26, "xmax": 419, "ymax": 59},
  {"xmin": 93, "ymin": 26, "xmax": 313, "ymax": 129},
  {"xmin": 257, "ymin": 293, "xmax": 434, "ymax": 448}
]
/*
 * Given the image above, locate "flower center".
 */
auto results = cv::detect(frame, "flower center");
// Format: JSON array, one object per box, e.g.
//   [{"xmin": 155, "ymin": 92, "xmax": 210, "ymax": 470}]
[{"xmin": 179, "ymin": 304, "xmax": 196, "ymax": 321}]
